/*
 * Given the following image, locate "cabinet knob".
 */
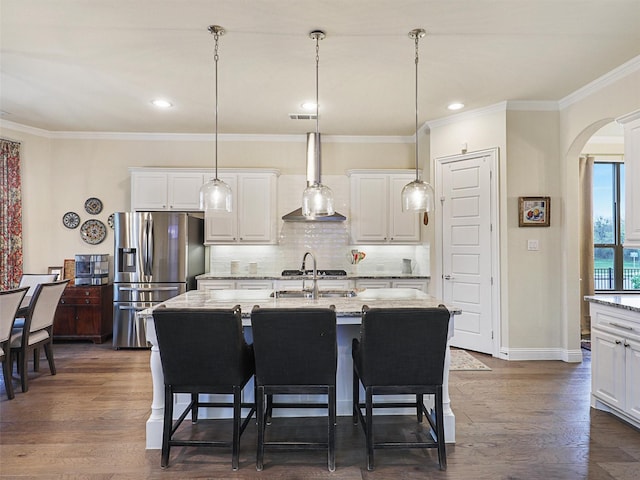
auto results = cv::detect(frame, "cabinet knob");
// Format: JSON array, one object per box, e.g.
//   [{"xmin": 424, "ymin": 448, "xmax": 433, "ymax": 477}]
[
  {"xmin": 60, "ymin": 299, "xmax": 65, "ymax": 304},
  {"xmin": 615, "ymin": 340, "xmax": 622, "ymax": 345},
  {"xmin": 85, "ymin": 299, "xmax": 90, "ymax": 304},
  {"xmin": 624, "ymin": 342, "xmax": 630, "ymax": 348}
]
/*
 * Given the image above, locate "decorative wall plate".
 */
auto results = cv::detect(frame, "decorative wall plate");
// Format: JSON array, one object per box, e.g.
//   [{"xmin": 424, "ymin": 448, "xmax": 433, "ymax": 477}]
[
  {"xmin": 107, "ymin": 213, "xmax": 115, "ymax": 229},
  {"xmin": 80, "ymin": 219, "xmax": 107, "ymax": 245},
  {"xmin": 62, "ymin": 211, "xmax": 80, "ymax": 229},
  {"xmin": 84, "ymin": 197, "xmax": 103, "ymax": 215}
]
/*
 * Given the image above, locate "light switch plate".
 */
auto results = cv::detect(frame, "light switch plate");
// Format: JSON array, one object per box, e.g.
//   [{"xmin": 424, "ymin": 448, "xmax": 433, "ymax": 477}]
[{"xmin": 527, "ymin": 239, "xmax": 539, "ymax": 251}]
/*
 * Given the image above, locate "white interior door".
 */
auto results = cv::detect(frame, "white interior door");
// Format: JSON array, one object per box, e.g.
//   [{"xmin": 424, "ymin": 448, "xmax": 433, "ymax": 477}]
[{"xmin": 438, "ymin": 149, "xmax": 498, "ymax": 354}]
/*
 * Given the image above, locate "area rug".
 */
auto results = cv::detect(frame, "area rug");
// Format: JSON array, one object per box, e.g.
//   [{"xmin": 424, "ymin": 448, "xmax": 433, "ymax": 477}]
[{"xmin": 450, "ymin": 349, "xmax": 492, "ymax": 371}]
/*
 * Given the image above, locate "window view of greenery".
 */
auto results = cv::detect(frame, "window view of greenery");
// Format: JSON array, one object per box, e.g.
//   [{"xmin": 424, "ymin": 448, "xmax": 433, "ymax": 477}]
[{"xmin": 593, "ymin": 162, "xmax": 640, "ymax": 291}]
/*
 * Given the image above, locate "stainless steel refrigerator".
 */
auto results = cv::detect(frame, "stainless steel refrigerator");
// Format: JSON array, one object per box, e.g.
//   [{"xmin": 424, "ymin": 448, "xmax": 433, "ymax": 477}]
[{"xmin": 112, "ymin": 211, "xmax": 205, "ymax": 348}]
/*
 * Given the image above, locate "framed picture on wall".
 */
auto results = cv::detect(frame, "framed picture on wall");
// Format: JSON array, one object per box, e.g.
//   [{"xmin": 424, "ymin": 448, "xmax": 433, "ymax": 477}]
[
  {"xmin": 63, "ymin": 258, "xmax": 76, "ymax": 284},
  {"xmin": 519, "ymin": 196, "xmax": 550, "ymax": 227},
  {"xmin": 47, "ymin": 266, "xmax": 63, "ymax": 281}
]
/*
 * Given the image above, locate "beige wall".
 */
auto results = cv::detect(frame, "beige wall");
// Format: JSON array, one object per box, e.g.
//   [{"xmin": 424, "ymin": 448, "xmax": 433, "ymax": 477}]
[
  {"xmin": 0, "ymin": 128, "xmax": 414, "ymax": 273},
  {"xmin": 559, "ymin": 69, "xmax": 640, "ymax": 357},
  {"xmin": 2, "ymin": 63, "xmax": 638, "ymax": 359},
  {"xmin": 505, "ymin": 110, "xmax": 562, "ymax": 349},
  {"xmin": 426, "ymin": 67, "xmax": 639, "ymax": 359}
]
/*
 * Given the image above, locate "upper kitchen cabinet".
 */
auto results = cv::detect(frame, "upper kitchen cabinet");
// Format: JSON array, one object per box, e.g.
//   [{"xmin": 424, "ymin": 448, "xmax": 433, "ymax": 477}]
[
  {"xmin": 130, "ymin": 168, "xmax": 205, "ymax": 211},
  {"xmin": 348, "ymin": 170, "xmax": 422, "ymax": 243},
  {"xmin": 205, "ymin": 170, "xmax": 279, "ymax": 244},
  {"xmin": 617, "ymin": 110, "xmax": 640, "ymax": 248}
]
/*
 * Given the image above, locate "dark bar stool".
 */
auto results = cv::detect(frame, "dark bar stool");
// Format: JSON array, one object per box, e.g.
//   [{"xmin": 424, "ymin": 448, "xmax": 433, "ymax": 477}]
[
  {"xmin": 152, "ymin": 306, "xmax": 256, "ymax": 471},
  {"xmin": 352, "ymin": 305, "xmax": 450, "ymax": 471},
  {"xmin": 250, "ymin": 306, "xmax": 337, "ymax": 472}
]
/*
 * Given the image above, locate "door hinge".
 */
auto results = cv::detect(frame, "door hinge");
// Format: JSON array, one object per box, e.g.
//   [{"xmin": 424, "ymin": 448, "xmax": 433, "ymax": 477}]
[
  {"xmin": 490, "ymin": 277, "xmax": 493, "ymax": 285},
  {"xmin": 491, "ymin": 331, "xmax": 494, "ymax": 340}
]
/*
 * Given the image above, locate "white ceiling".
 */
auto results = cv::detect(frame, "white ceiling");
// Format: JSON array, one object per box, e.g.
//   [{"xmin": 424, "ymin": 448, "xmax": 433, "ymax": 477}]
[{"xmin": 1, "ymin": 0, "xmax": 639, "ymax": 136}]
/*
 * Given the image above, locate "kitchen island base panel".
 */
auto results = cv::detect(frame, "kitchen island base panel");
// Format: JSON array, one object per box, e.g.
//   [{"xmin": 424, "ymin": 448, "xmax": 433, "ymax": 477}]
[{"xmin": 145, "ymin": 322, "xmax": 455, "ymax": 449}]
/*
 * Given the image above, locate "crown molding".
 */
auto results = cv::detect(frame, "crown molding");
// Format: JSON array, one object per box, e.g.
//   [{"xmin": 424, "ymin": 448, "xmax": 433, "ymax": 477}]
[
  {"xmin": 0, "ymin": 119, "xmax": 411, "ymax": 144},
  {"xmin": 506, "ymin": 100, "xmax": 559, "ymax": 111},
  {"xmin": 0, "ymin": 119, "xmax": 54, "ymax": 138},
  {"xmin": 559, "ymin": 54, "xmax": 640, "ymax": 110},
  {"xmin": 425, "ymin": 102, "xmax": 508, "ymax": 129}
]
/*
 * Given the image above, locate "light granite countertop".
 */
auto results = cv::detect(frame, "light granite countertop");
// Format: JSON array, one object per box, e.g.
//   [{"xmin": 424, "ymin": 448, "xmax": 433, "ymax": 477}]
[
  {"xmin": 140, "ymin": 288, "xmax": 458, "ymax": 324},
  {"xmin": 584, "ymin": 294, "xmax": 640, "ymax": 313},
  {"xmin": 196, "ymin": 273, "xmax": 430, "ymax": 281}
]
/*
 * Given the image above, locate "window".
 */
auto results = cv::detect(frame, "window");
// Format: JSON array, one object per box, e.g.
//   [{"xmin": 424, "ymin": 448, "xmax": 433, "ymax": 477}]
[{"xmin": 593, "ymin": 161, "xmax": 640, "ymax": 291}]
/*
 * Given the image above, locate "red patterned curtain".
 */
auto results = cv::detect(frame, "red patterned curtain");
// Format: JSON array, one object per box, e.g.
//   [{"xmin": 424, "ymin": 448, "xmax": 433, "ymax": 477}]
[{"xmin": 0, "ymin": 139, "xmax": 23, "ymax": 289}]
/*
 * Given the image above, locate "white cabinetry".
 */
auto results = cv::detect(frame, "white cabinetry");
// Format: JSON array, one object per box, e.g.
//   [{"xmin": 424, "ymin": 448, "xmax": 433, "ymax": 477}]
[
  {"xmin": 198, "ymin": 279, "xmax": 274, "ymax": 291},
  {"xmin": 617, "ymin": 110, "xmax": 640, "ymax": 248},
  {"xmin": 273, "ymin": 279, "xmax": 355, "ymax": 291},
  {"xmin": 348, "ymin": 170, "xmax": 422, "ymax": 244},
  {"xmin": 130, "ymin": 168, "xmax": 205, "ymax": 211},
  {"xmin": 590, "ymin": 301, "xmax": 640, "ymax": 429},
  {"xmin": 355, "ymin": 278, "xmax": 428, "ymax": 292},
  {"xmin": 205, "ymin": 171, "xmax": 278, "ymax": 244}
]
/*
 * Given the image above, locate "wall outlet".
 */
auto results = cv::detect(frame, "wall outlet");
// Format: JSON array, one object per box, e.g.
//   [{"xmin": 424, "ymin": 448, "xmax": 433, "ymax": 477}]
[{"xmin": 527, "ymin": 239, "xmax": 539, "ymax": 251}]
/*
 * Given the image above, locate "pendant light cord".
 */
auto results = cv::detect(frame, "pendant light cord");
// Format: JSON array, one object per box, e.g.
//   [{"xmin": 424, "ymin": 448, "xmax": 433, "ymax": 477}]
[
  {"xmin": 315, "ymin": 35, "xmax": 320, "ymax": 136},
  {"xmin": 414, "ymin": 33, "xmax": 420, "ymax": 181},
  {"xmin": 213, "ymin": 28, "xmax": 221, "ymax": 180}
]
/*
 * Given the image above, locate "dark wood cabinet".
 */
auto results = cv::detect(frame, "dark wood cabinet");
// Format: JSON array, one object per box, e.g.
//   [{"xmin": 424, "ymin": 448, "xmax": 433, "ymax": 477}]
[{"xmin": 54, "ymin": 284, "xmax": 113, "ymax": 344}]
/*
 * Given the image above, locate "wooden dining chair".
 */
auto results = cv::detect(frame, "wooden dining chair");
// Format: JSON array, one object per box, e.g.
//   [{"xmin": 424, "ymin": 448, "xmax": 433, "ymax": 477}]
[
  {"xmin": 0, "ymin": 287, "xmax": 29, "ymax": 399},
  {"xmin": 9, "ymin": 280, "xmax": 69, "ymax": 392},
  {"xmin": 13, "ymin": 273, "xmax": 58, "ymax": 331},
  {"xmin": 18, "ymin": 273, "xmax": 58, "ymax": 296}
]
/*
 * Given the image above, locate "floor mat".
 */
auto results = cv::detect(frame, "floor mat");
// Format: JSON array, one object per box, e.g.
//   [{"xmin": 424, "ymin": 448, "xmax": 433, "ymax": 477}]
[{"xmin": 450, "ymin": 349, "xmax": 492, "ymax": 371}]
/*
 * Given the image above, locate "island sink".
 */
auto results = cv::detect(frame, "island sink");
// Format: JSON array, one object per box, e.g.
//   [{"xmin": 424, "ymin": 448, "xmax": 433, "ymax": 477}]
[{"xmin": 271, "ymin": 289, "xmax": 357, "ymax": 299}]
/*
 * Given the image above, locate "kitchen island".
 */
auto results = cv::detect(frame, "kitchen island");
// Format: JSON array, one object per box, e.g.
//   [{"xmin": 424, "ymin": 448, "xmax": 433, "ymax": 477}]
[
  {"xmin": 585, "ymin": 295, "xmax": 640, "ymax": 429},
  {"xmin": 140, "ymin": 288, "xmax": 460, "ymax": 449}
]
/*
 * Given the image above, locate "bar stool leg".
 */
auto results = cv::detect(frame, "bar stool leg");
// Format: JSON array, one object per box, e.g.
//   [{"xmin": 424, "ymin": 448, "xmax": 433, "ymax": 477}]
[
  {"xmin": 256, "ymin": 386, "xmax": 265, "ymax": 471},
  {"xmin": 365, "ymin": 387, "xmax": 374, "ymax": 471},
  {"xmin": 328, "ymin": 385, "xmax": 336, "ymax": 472}
]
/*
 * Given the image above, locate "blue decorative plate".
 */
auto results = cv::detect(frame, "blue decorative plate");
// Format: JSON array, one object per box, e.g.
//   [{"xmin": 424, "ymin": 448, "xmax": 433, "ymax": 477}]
[
  {"xmin": 80, "ymin": 219, "xmax": 107, "ymax": 245},
  {"xmin": 62, "ymin": 211, "xmax": 80, "ymax": 229},
  {"xmin": 84, "ymin": 197, "xmax": 103, "ymax": 215}
]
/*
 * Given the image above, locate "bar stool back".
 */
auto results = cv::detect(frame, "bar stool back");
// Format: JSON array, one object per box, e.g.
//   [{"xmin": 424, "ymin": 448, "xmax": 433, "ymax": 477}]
[
  {"xmin": 152, "ymin": 306, "xmax": 255, "ymax": 471},
  {"xmin": 352, "ymin": 305, "xmax": 450, "ymax": 470},
  {"xmin": 250, "ymin": 306, "xmax": 337, "ymax": 472}
]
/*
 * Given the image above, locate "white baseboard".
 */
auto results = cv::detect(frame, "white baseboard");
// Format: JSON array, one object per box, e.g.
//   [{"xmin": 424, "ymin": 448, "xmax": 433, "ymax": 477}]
[{"xmin": 501, "ymin": 347, "xmax": 584, "ymax": 363}]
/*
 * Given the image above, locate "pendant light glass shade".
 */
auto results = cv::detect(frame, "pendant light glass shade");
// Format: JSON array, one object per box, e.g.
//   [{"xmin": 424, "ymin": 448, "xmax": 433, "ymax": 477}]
[
  {"xmin": 401, "ymin": 179, "xmax": 435, "ymax": 212},
  {"xmin": 302, "ymin": 183, "xmax": 335, "ymax": 217},
  {"xmin": 302, "ymin": 30, "xmax": 334, "ymax": 218},
  {"xmin": 200, "ymin": 178, "xmax": 233, "ymax": 212},
  {"xmin": 401, "ymin": 28, "xmax": 435, "ymax": 213},
  {"xmin": 199, "ymin": 25, "xmax": 232, "ymax": 213}
]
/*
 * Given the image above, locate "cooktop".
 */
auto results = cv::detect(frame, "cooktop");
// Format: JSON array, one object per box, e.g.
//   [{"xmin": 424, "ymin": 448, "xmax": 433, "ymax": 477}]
[{"xmin": 281, "ymin": 269, "xmax": 347, "ymax": 277}]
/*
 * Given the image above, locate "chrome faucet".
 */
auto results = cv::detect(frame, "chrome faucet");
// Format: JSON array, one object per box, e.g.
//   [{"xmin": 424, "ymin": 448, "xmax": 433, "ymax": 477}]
[{"xmin": 301, "ymin": 251, "xmax": 318, "ymax": 299}]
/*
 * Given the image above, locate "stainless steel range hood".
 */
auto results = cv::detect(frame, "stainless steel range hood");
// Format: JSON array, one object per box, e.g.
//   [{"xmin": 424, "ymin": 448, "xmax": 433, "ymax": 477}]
[{"xmin": 282, "ymin": 132, "xmax": 346, "ymax": 222}]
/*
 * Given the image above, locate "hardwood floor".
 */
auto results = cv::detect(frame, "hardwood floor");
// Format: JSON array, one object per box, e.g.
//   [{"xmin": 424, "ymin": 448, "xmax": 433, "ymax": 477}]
[{"xmin": 1, "ymin": 342, "xmax": 639, "ymax": 479}]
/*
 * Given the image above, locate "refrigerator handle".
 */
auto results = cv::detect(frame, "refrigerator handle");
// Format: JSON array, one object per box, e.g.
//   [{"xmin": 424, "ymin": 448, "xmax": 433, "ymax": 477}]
[
  {"xmin": 142, "ymin": 217, "xmax": 151, "ymax": 276},
  {"xmin": 147, "ymin": 216, "xmax": 154, "ymax": 275}
]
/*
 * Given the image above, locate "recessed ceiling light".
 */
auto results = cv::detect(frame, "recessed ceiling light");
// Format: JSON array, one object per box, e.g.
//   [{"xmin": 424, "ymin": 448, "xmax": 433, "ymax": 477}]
[
  {"xmin": 448, "ymin": 102, "xmax": 464, "ymax": 111},
  {"xmin": 301, "ymin": 102, "xmax": 318, "ymax": 111},
  {"xmin": 152, "ymin": 99, "xmax": 173, "ymax": 108}
]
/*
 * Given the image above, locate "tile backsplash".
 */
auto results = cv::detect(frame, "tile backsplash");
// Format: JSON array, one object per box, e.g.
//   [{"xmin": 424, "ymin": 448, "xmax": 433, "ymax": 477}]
[{"xmin": 206, "ymin": 173, "xmax": 430, "ymax": 276}]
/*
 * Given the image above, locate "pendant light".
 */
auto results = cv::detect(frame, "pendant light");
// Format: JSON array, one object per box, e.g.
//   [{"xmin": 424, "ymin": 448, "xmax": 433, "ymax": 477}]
[
  {"xmin": 302, "ymin": 30, "xmax": 335, "ymax": 217},
  {"xmin": 199, "ymin": 25, "xmax": 233, "ymax": 213},
  {"xmin": 401, "ymin": 28, "xmax": 435, "ymax": 213}
]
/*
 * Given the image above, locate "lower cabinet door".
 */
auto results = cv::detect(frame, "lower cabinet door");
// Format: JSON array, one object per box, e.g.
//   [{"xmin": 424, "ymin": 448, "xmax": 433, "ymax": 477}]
[
  {"xmin": 626, "ymin": 338, "xmax": 640, "ymax": 422},
  {"xmin": 54, "ymin": 305, "xmax": 77, "ymax": 336},
  {"xmin": 592, "ymin": 328, "xmax": 626, "ymax": 409}
]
